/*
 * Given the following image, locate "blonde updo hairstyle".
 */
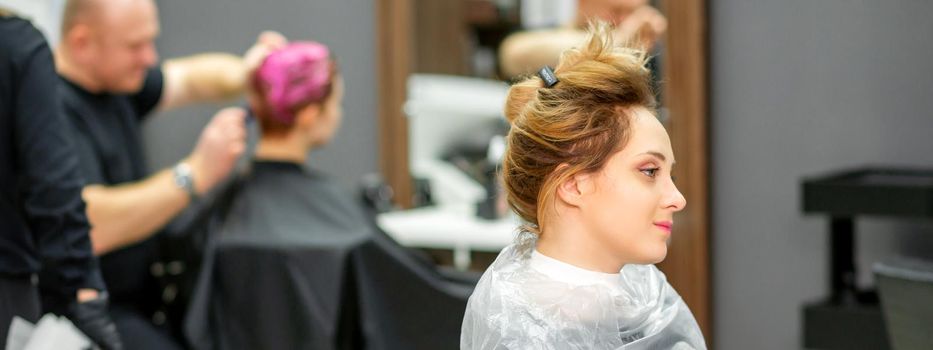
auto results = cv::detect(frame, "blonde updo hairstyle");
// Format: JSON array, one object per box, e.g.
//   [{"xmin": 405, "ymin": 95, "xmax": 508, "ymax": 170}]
[{"xmin": 502, "ymin": 21, "xmax": 656, "ymax": 236}]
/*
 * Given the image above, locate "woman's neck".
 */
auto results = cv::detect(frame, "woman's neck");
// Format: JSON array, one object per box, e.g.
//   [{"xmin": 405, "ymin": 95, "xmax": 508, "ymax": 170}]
[
  {"xmin": 254, "ymin": 134, "xmax": 309, "ymax": 164},
  {"xmin": 536, "ymin": 215, "xmax": 627, "ymax": 274}
]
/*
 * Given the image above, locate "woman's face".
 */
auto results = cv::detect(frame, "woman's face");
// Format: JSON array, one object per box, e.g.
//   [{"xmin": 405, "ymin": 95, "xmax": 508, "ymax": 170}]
[{"xmin": 577, "ymin": 106, "xmax": 686, "ymax": 265}]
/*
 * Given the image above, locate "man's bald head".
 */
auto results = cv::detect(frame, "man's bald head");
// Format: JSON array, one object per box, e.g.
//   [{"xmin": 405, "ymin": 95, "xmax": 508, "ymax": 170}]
[
  {"xmin": 62, "ymin": 0, "xmax": 97, "ymax": 37},
  {"xmin": 61, "ymin": 0, "xmax": 155, "ymax": 36},
  {"xmin": 58, "ymin": 0, "xmax": 160, "ymax": 93}
]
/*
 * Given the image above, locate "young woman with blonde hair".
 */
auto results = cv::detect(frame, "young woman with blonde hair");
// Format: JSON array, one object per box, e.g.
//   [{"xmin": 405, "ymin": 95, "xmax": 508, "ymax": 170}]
[{"xmin": 461, "ymin": 22, "xmax": 706, "ymax": 349}]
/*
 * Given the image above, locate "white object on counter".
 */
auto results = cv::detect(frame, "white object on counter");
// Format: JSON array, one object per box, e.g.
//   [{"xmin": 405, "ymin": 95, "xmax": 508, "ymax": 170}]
[{"xmin": 377, "ymin": 207, "xmax": 520, "ymax": 270}]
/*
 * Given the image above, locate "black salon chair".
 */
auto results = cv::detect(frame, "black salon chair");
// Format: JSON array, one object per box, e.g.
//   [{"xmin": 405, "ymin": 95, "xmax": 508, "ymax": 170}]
[{"xmin": 874, "ymin": 256, "xmax": 933, "ymax": 350}]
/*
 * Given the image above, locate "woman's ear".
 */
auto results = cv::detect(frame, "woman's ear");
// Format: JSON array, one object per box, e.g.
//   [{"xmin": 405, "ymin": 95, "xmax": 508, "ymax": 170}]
[
  {"xmin": 556, "ymin": 166, "xmax": 594, "ymax": 208},
  {"xmin": 294, "ymin": 104, "xmax": 322, "ymax": 129}
]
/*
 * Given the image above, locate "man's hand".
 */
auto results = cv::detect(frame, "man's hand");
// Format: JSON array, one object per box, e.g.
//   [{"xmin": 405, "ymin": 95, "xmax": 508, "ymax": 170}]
[
  {"xmin": 243, "ymin": 31, "xmax": 288, "ymax": 75},
  {"xmin": 188, "ymin": 107, "xmax": 247, "ymax": 194},
  {"xmin": 614, "ymin": 6, "xmax": 667, "ymax": 50},
  {"xmin": 70, "ymin": 290, "xmax": 123, "ymax": 350},
  {"xmin": 77, "ymin": 288, "xmax": 99, "ymax": 302}
]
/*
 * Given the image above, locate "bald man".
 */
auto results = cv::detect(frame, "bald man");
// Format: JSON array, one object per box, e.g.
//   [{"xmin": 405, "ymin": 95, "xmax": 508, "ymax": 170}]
[{"xmin": 53, "ymin": 0, "xmax": 284, "ymax": 348}]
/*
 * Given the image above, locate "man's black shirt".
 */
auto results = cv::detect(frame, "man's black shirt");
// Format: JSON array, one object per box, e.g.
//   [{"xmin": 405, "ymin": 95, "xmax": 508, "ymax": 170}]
[{"xmin": 59, "ymin": 68, "xmax": 163, "ymax": 308}]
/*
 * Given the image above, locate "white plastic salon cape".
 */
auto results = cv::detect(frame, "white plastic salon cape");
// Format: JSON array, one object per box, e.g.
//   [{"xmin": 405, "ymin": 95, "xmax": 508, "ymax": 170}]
[{"xmin": 461, "ymin": 233, "xmax": 707, "ymax": 349}]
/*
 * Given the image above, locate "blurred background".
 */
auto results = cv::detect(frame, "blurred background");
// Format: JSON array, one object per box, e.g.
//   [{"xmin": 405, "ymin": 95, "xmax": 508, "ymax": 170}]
[{"xmin": 4, "ymin": 0, "xmax": 933, "ymax": 349}]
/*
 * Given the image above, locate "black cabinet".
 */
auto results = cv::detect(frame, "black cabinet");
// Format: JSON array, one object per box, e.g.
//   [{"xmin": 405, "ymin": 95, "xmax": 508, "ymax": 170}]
[{"xmin": 800, "ymin": 167, "xmax": 933, "ymax": 350}]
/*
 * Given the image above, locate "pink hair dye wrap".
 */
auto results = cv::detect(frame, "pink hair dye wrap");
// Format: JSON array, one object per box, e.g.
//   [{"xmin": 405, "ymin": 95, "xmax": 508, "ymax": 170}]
[{"xmin": 255, "ymin": 41, "xmax": 332, "ymax": 125}]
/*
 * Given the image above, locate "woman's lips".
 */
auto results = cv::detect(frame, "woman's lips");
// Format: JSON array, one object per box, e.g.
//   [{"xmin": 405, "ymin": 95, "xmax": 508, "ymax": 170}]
[{"xmin": 654, "ymin": 221, "xmax": 673, "ymax": 233}]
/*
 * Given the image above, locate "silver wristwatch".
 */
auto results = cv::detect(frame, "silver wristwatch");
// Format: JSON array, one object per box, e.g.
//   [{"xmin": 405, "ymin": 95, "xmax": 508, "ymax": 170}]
[{"xmin": 172, "ymin": 162, "xmax": 198, "ymax": 201}]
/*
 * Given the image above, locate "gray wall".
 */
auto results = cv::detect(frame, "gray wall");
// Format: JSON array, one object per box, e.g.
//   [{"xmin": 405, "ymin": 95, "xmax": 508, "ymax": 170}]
[
  {"xmin": 145, "ymin": 0, "xmax": 378, "ymax": 185},
  {"xmin": 711, "ymin": 0, "xmax": 933, "ymax": 349}
]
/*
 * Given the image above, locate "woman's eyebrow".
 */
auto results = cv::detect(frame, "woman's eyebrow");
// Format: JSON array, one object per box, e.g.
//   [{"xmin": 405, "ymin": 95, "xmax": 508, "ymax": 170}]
[{"xmin": 638, "ymin": 151, "xmax": 676, "ymax": 165}]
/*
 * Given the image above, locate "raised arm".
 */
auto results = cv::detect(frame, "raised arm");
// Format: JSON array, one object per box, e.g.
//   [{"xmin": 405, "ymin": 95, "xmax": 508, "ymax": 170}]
[
  {"xmin": 157, "ymin": 31, "xmax": 287, "ymax": 110},
  {"xmin": 499, "ymin": 29, "xmax": 589, "ymax": 79},
  {"xmin": 498, "ymin": 5, "xmax": 666, "ymax": 79}
]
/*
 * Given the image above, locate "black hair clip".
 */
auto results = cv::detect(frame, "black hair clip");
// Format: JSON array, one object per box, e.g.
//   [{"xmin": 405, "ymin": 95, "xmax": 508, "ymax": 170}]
[{"xmin": 538, "ymin": 66, "xmax": 559, "ymax": 88}]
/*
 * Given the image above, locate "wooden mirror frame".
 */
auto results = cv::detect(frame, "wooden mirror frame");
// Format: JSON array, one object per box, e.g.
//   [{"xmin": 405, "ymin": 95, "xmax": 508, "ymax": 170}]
[{"xmin": 657, "ymin": 0, "xmax": 711, "ymax": 344}]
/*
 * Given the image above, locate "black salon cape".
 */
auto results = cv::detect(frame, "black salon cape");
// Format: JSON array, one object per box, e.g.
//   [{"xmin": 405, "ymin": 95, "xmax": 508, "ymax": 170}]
[{"xmin": 183, "ymin": 161, "xmax": 473, "ymax": 350}]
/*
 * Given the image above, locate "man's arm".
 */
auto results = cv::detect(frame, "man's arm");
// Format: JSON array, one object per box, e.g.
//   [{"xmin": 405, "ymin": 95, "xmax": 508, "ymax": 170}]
[
  {"xmin": 157, "ymin": 31, "xmax": 287, "ymax": 111},
  {"xmin": 85, "ymin": 107, "xmax": 247, "ymax": 255},
  {"xmin": 499, "ymin": 29, "xmax": 589, "ymax": 79},
  {"xmin": 11, "ymin": 19, "xmax": 125, "ymax": 348},
  {"xmin": 498, "ymin": 6, "xmax": 667, "ymax": 79},
  {"xmin": 13, "ymin": 19, "xmax": 103, "ymax": 297},
  {"xmin": 82, "ymin": 169, "xmax": 187, "ymax": 255},
  {"xmin": 158, "ymin": 53, "xmax": 245, "ymax": 110}
]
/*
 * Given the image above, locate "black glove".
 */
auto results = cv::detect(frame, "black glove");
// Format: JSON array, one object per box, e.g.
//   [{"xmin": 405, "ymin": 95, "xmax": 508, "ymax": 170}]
[{"xmin": 68, "ymin": 292, "xmax": 124, "ymax": 350}]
